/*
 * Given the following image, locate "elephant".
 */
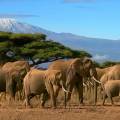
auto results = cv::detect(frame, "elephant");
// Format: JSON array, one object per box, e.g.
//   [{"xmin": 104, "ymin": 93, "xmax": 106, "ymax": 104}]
[
  {"xmin": 97, "ymin": 65, "xmax": 120, "ymax": 103},
  {"xmin": 95, "ymin": 66, "xmax": 114, "ymax": 100},
  {"xmin": 96, "ymin": 66, "xmax": 113, "ymax": 80},
  {"xmin": 0, "ymin": 60, "xmax": 30, "ymax": 100},
  {"xmin": 102, "ymin": 80, "xmax": 120, "ymax": 105},
  {"xmin": 100, "ymin": 64, "xmax": 120, "ymax": 87},
  {"xmin": 24, "ymin": 68, "xmax": 69, "ymax": 108},
  {"xmin": 48, "ymin": 57, "xmax": 98, "ymax": 105}
]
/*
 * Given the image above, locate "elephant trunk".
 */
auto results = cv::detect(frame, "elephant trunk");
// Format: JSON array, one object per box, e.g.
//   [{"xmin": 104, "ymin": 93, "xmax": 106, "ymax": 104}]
[
  {"xmin": 61, "ymin": 81, "xmax": 71, "ymax": 108},
  {"xmin": 90, "ymin": 67, "xmax": 99, "ymax": 105},
  {"xmin": 90, "ymin": 67, "xmax": 98, "ymax": 79}
]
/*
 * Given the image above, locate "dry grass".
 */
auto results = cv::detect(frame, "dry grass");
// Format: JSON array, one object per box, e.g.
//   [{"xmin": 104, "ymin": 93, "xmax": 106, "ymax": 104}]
[{"xmin": 0, "ymin": 89, "xmax": 120, "ymax": 120}]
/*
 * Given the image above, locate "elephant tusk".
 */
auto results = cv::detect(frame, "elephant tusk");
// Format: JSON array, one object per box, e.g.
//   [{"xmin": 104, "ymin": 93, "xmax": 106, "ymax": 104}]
[
  {"xmin": 61, "ymin": 82, "xmax": 72, "ymax": 93},
  {"xmin": 83, "ymin": 83, "xmax": 87, "ymax": 87},
  {"xmin": 62, "ymin": 85, "xmax": 72, "ymax": 93},
  {"xmin": 92, "ymin": 76, "xmax": 101, "ymax": 84}
]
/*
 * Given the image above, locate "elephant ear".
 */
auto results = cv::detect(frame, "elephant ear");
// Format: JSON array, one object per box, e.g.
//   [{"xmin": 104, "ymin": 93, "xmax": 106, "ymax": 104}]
[
  {"xmin": 46, "ymin": 70, "xmax": 61, "ymax": 85},
  {"xmin": 66, "ymin": 59, "xmax": 80, "ymax": 85}
]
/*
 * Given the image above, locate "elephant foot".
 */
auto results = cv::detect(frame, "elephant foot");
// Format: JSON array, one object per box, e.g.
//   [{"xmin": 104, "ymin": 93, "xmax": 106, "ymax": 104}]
[
  {"xmin": 40, "ymin": 103, "xmax": 45, "ymax": 109},
  {"xmin": 80, "ymin": 103, "xmax": 85, "ymax": 106},
  {"xmin": 26, "ymin": 105, "xmax": 33, "ymax": 109},
  {"xmin": 24, "ymin": 100, "xmax": 33, "ymax": 108},
  {"xmin": 111, "ymin": 103, "xmax": 114, "ymax": 106},
  {"xmin": 102, "ymin": 103, "xmax": 105, "ymax": 106},
  {"xmin": 52, "ymin": 106, "xmax": 57, "ymax": 109},
  {"xmin": 41, "ymin": 100, "xmax": 45, "ymax": 107},
  {"xmin": 79, "ymin": 100, "xmax": 85, "ymax": 106}
]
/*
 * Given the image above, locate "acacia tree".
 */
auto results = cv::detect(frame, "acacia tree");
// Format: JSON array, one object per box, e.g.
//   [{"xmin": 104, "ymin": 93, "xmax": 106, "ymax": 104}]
[{"xmin": 0, "ymin": 32, "xmax": 91, "ymax": 65}]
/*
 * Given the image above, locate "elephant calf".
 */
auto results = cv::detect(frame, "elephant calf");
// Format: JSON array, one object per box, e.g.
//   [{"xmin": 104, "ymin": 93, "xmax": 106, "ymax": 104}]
[
  {"xmin": 24, "ymin": 68, "xmax": 67, "ymax": 108},
  {"xmin": 102, "ymin": 80, "xmax": 120, "ymax": 105}
]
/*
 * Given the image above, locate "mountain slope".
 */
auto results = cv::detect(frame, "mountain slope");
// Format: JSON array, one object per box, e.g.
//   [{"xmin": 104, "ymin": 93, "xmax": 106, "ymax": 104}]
[{"xmin": 0, "ymin": 18, "xmax": 120, "ymax": 62}]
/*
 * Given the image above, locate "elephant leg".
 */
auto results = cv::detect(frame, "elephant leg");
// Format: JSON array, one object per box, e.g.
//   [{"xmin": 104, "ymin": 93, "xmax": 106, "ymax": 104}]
[
  {"xmin": 7, "ymin": 90, "xmax": 16, "ymax": 103},
  {"xmin": 0, "ymin": 92, "xmax": 6, "ymax": 101},
  {"xmin": 6, "ymin": 81, "xmax": 16, "ymax": 102},
  {"xmin": 25, "ymin": 94, "xmax": 35, "ymax": 108},
  {"xmin": 76, "ymin": 80, "xmax": 84, "ymax": 105},
  {"xmin": 18, "ymin": 90, "xmax": 23, "ymax": 101},
  {"xmin": 102, "ymin": 93, "xmax": 107, "ymax": 106},
  {"xmin": 25, "ymin": 95, "xmax": 30, "ymax": 107},
  {"xmin": 46, "ymin": 82, "xmax": 56, "ymax": 108},
  {"xmin": 53, "ymin": 85, "xmax": 60, "ymax": 98},
  {"xmin": 66, "ymin": 85, "xmax": 74, "ymax": 102},
  {"xmin": 108, "ymin": 95, "xmax": 114, "ymax": 105},
  {"xmin": 41, "ymin": 91, "xmax": 49, "ymax": 107}
]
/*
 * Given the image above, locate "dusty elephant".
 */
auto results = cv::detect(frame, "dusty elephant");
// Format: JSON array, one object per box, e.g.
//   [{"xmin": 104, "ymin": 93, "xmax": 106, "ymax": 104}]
[
  {"xmin": 48, "ymin": 57, "xmax": 98, "ymax": 104},
  {"xmin": 24, "ymin": 69, "xmax": 68, "ymax": 108},
  {"xmin": 95, "ymin": 66, "xmax": 114, "ymax": 100},
  {"xmin": 97, "ymin": 65, "xmax": 120, "ymax": 104},
  {"xmin": 96, "ymin": 66, "xmax": 113, "ymax": 80},
  {"xmin": 1, "ymin": 60, "xmax": 30, "ymax": 100},
  {"xmin": 102, "ymin": 80, "xmax": 120, "ymax": 105},
  {"xmin": 100, "ymin": 64, "xmax": 120, "ymax": 88}
]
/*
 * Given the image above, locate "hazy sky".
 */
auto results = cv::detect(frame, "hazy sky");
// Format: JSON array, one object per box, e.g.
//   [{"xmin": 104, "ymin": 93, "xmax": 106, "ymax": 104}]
[{"xmin": 0, "ymin": 0, "xmax": 120, "ymax": 39}]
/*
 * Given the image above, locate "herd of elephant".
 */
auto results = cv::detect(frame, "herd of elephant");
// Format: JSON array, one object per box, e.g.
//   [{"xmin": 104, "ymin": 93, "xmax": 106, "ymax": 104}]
[{"xmin": 0, "ymin": 57, "xmax": 120, "ymax": 108}]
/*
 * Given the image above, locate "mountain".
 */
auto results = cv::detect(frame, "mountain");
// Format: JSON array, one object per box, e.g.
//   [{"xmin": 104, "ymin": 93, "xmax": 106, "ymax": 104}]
[{"xmin": 0, "ymin": 18, "xmax": 120, "ymax": 62}]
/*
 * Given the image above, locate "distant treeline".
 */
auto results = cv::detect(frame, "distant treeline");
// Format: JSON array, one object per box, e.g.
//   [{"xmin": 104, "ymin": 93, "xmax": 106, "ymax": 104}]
[
  {"xmin": 94, "ymin": 61, "xmax": 120, "ymax": 68},
  {"xmin": 0, "ymin": 32, "xmax": 91, "ymax": 65}
]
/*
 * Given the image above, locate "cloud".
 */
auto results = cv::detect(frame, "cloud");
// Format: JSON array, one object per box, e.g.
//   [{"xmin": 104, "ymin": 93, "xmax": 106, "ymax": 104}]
[
  {"xmin": 92, "ymin": 54, "xmax": 109, "ymax": 61},
  {"xmin": 63, "ymin": 0, "xmax": 95, "ymax": 3},
  {"xmin": 0, "ymin": 14, "xmax": 39, "ymax": 18}
]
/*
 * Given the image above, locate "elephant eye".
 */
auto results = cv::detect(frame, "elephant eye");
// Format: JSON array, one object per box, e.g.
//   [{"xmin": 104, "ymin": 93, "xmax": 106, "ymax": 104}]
[{"xmin": 84, "ymin": 59, "xmax": 90, "ymax": 63}]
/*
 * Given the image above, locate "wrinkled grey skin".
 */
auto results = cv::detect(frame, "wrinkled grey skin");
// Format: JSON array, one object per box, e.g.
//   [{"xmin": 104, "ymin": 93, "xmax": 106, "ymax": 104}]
[
  {"xmin": 48, "ymin": 57, "xmax": 98, "ymax": 104},
  {"xmin": 102, "ymin": 80, "xmax": 120, "ymax": 105},
  {"xmin": 24, "ymin": 69, "xmax": 66, "ymax": 108},
  {"xmin": 0, "ymin": 60, "xmax": 30, "ymax": 100}
]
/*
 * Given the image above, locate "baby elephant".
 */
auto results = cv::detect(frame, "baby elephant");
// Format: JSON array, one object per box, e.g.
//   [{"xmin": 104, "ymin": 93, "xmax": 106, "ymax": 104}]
[
  {"xmin": 24, "ymin": 68, "xmax": 68, "ymax": 108},
  {"xmin": 102, "ymin": 80, "xmax": 120, "ymax": 105}
]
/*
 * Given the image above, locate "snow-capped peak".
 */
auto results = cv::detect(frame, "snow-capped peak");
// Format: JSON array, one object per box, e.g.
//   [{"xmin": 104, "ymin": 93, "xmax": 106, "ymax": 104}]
[
  {"xmin": 0, "ymin": 18, "xmax": 16, "ymax": 23},
  {"xmin": 0, "ymin": 18, "xmax": 44, "ymax": 33},
  {"xmin": 0, "ymin": 18, "xmax": 17, "ymax": 28}
]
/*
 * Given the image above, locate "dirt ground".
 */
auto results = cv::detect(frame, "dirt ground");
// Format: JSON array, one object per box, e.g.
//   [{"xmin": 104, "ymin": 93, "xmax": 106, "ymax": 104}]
[
  {"xmin": 0, "ymin": 90, "xmax": 120, "ymax": 120},
  {"xmin": 0, "ymin": 102, "xmax": 120, "ymax": 120}
]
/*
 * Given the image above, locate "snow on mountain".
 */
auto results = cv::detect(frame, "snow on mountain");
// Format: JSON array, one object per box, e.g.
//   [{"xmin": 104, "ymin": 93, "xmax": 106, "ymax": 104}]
[
  {"xmin": 0, "ymin": 18, "xmax": 120, "ymax": 62},
  {"xmin": 0, "ymin": 18, "xmax": 46, "ymax": 33}
]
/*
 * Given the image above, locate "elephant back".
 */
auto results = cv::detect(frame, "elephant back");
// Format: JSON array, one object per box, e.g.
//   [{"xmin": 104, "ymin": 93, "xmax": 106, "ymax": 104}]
[
  {"xmin": 2, "ymin": 60, "xmax": 30, "ymax": 73},
  {"xmin": 48, "ymin": 60, "xmax": 68, "ymax": 71}
]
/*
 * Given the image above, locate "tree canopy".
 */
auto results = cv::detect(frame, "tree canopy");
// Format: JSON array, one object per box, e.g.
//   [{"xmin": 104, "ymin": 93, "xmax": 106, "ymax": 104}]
[{"xmin": 0, "ymin": 32, "xmax": 91, "ymax": 65}]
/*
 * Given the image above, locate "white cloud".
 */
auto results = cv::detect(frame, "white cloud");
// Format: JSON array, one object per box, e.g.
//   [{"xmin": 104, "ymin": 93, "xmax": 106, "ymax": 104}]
[
  {"xmin": 0, "ymin": 14, "xmax": 39, "ymax": 18},
  {"xmin": 92, "ymin": 54, "xmax": 109, "ymax": 61}
]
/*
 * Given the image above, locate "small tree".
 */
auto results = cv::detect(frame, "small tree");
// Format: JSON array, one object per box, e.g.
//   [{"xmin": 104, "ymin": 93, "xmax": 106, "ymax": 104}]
[{"xmin": 0, "ymin": 32, "xmax": 92, "ymax": 65}]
